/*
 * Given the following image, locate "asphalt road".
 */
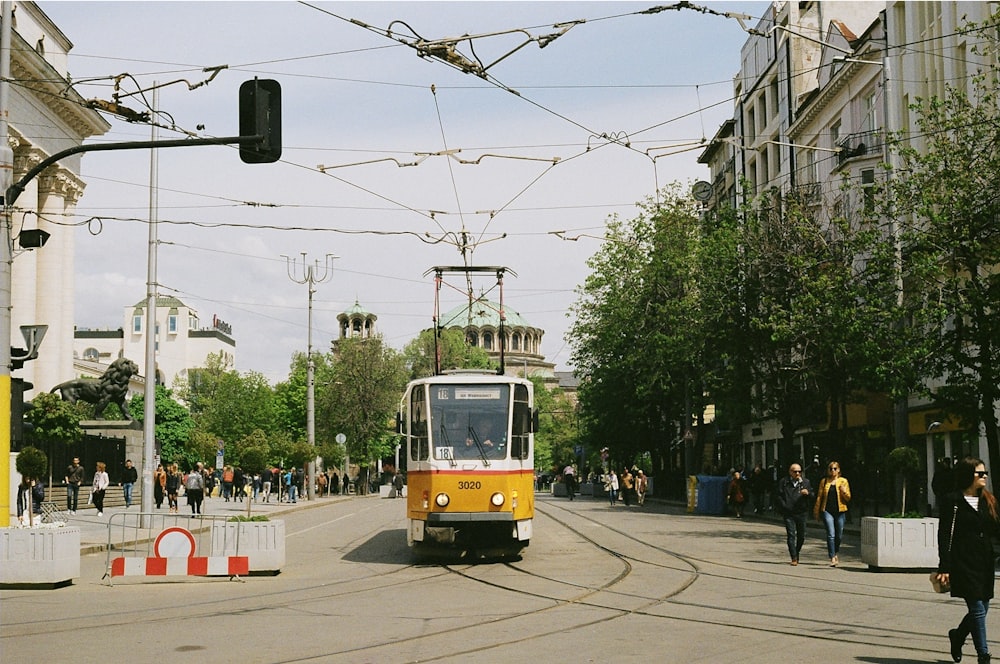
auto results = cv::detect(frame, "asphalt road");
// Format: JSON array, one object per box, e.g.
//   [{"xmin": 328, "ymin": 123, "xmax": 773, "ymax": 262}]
[{"xmin": 0, "ymin": 493, "xmax": 987, "ymax": 663}]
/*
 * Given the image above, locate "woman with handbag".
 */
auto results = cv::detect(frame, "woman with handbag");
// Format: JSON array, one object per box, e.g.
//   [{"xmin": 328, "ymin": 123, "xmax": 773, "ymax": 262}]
[
  {"xmin": 935, "ymin": 457, "xmax": 1000, "ymax": 663},
  {"xmin": 813, "ymin": 461, "xmax": 851, "ymax": 566}
]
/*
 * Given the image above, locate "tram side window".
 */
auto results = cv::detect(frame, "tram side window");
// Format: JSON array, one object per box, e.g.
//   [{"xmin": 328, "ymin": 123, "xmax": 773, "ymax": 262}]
[
  {"xmin": 410, "ymin": 388, "xmax": 429, "ymax": 461},
  {"xmin": 510, "ymin": 384, "xmax": 531, "ymax": 459}
]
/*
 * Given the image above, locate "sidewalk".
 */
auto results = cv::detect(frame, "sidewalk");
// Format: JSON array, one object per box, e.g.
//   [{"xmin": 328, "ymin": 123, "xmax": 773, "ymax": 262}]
[{"xmin": 47, "ymin": 492, "xmax": 359, "ymax": 555}]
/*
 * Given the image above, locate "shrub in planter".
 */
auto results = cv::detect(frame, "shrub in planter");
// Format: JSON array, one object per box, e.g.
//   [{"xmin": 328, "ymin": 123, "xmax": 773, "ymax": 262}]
[
  {"xmin": 887, "ymin": 446, "xmax": 921, "ymax": 515},
  {"xmin": 15, "ymin": 446, "xmax": 46, "ymax": 481}
]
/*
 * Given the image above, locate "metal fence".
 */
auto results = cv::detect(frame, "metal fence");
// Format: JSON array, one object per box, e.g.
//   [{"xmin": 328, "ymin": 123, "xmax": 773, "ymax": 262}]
[{"xmin": 102, "ymin": 512, "xmax": 248, "ymax": 586}]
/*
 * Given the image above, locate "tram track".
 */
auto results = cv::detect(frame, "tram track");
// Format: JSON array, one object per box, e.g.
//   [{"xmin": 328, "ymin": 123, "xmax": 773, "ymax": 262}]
[{"xmin": 534, "ymin": 497, "xmax": 968, "ymax": 659}]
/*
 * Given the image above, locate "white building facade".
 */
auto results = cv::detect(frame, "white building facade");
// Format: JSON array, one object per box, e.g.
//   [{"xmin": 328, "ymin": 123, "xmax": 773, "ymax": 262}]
[
  {"xmin": 74, "ymin": 296, "xmax": 236, "ymax": 388},
  {"xmin": 8, "ymin": 1, "xmax": 110, "ymax": 396}
]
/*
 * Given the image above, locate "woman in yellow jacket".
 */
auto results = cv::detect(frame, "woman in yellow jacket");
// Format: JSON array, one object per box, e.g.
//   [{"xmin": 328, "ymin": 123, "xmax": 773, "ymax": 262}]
[{"xmin": 813, "ymin": 461, "xmax": 851, "ymax": 566}]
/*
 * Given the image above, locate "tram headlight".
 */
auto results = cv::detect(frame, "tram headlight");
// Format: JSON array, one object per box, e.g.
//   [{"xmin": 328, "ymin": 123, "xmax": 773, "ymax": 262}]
[
  {"xmin": 435, "ymin": 493, "xmax": 450, "ymax": 507},
  {"xmin": 490, "ymin": 492, "xmax": 505, "ymax": 507},
  {"xmin": 511, "ymin": 490, "xmax": 518, "ymax": 509},
  {"xmin": 422, "ymin": 490, "xmax": 429, "ymax": 509}
]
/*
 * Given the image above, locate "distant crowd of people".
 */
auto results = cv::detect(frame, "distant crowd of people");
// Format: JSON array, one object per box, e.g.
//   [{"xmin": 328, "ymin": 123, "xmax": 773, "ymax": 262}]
[{"xmin": 49, "ymin": 457, "xmax": 362, "ymax": 518}]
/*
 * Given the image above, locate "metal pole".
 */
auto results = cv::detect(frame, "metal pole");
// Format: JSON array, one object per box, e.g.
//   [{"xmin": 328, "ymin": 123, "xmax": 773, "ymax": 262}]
[
  {"xmin": 880, "ymin": 23, "xmax": 908, "ymax": 449},
  {"xmin": 0, "ymin": 0, "xmax": 12, "ymax": 527},
  {"xmin": 140, "ymin": 86, "xmax": 159, "ymax": 523},
  {"xmin": 284, "ymin": 253, "xmax": 334, "ymax": 501},
  {"xmin": 306, "ymin": 277, "xmax": 315, "ymax": 499}
]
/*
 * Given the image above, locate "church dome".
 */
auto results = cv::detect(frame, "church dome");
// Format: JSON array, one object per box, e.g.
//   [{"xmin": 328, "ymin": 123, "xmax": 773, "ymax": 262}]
[{"xmin": 441, "ymin": 298, "xmax": 529, "ymax": 329}]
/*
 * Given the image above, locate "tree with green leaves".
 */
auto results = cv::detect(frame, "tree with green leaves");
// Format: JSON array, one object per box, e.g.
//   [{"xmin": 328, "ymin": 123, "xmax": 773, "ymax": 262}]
[
  {"xmin": 25, "ymin": 391, "xmax": 84, "ymax": 486},
  {"xmin": 318, "ymin": 335, "xmax": 407, "ymax": 492},
  {"xmin": 740, "ymin": 190, "xmax": 904, "ymax": 459},
  {"xmin": 402, "ymin": 327, "xmax": 492, "ymax": 379},
  {"xmin": 531, "ymin": 377, "xmax": 577, "ymax": 474},
  {"xmin": 273, "ymin": 351, "xmax": 336, "ymax": 444},
  {"xmin": 887, "ymin": 26, "xmax": 1000, "ymax": 471},
  {"xmin": 183, "ymin": 357, "xmax": 277, "ymax": 445},
  {"xmin": 570, "ymin": 187, "xmax": 709, "ymax": 478},
  {"xmin": 129, "ymin": 385, "xmax": 196, "ymax": 467}
]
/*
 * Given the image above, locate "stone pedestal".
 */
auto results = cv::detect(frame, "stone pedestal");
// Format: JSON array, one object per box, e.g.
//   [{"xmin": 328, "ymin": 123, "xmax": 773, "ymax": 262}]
[
  {"xmin": 211, "ymin": 520, "xmax": 285, "ymax": 575},
  {"xmin": 0, "ymin": 527, "xmax": 80, "ymax": 588},
  {"xmin": 861, "ymin": 516, "xmax": 939, "ymax": 570}
]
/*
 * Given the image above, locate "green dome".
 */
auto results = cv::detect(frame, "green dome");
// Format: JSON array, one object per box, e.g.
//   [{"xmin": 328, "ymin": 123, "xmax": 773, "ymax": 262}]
[
  {"xmin": 441, "ymin": 298, "xmax": 530, "ymax": 329},
  {"xmin": 341, "ymin": 299, "xmax": 372, "ymax": 317}
]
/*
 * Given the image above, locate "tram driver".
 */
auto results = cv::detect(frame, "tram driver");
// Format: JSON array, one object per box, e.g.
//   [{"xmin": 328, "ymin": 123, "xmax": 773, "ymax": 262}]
[{"xmin": 464, "ymin": 415, "xmax": 503, "ymax": 458}]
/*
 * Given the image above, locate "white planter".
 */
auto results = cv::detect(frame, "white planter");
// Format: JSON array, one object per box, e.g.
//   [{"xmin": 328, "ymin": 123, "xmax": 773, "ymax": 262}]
[
  {"xmin": 379, "ymin": 485, "xmax": 406, "ymax": 498},
  {"xmin": 0, "ymin": 527, "xmax": 80, "ymax": 588},
  {"xmin": 860, "ymin": 516, "xmax": 939, "ymax": 570},
  {"xmin": 211, "ymin": 520, "xmax": 285, "ymax": 574}
]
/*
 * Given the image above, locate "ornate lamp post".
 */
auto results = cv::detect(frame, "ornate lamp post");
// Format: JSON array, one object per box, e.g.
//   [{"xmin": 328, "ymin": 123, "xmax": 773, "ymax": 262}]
[{"xmin": 284, "ymin": 253, "xmax": 335, "ymax": 500}]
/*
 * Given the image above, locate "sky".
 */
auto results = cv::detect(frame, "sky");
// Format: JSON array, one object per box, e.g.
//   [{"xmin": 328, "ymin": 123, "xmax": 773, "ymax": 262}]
[{"xmin": 38, "ymin": 1, "xmax": 768, "ymax": 384}]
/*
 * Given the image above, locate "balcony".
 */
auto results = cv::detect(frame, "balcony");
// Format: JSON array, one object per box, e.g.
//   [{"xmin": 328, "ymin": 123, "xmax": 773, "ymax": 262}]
[
  {"xmin": 792, "ymin": 182, "xmax": 821, "ymax": 206},
  {"xmin": 837, "ymin": 130, "xmax": 884, "ymax": 168}
]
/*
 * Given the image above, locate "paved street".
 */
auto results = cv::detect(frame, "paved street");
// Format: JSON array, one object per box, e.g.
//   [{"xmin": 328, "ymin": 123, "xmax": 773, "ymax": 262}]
[{"xmin": 1, "ymin": 492, "xmax": 990, "ymax": 663}]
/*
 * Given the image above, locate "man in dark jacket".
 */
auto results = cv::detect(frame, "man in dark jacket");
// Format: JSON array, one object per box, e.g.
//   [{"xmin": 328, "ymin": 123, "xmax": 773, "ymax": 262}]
[
  {"xmin": 122, "ymin": 459, "xmax": 138, "ymax": 508},
  {"xmin": 777, "ymin": 462, "xmax": 814, "ymax": 565}
]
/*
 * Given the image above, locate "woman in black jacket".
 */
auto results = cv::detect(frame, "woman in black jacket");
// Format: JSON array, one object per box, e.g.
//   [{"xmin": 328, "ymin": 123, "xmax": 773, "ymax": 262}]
[{"xmin": 936, "ymin": 457, "xmax": 1000, "ymax": 663}]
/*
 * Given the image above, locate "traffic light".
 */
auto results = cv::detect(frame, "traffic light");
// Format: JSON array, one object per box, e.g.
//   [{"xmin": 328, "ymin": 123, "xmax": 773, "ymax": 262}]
[
  {"xmin": 10, "ymin": 377, "xmax": 32, "ymax": 450},
  {"xmin": 239, "ymin": 78, "xmax": 281, "ymax": 164}
]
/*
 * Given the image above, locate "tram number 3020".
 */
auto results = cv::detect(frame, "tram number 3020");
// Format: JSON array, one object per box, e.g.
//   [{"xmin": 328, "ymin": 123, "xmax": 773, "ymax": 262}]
[{"xmin": 458, "ymin": 481, "xmax": 482, "ymax": 490}]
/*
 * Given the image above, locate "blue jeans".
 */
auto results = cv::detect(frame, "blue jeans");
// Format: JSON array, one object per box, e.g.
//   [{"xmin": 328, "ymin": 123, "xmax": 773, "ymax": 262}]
[
  {"xmin": 123, "ymin": 482, "xmax": 134, "ymax": 507},
  {"xmin": 609, "ymin": 489, "xmax": 618, "ymax": 505},
  {"xmin": 958, "ymin": 598, "xmax": 991, "ymax": 656},
  {"xmin": 820, "ymin": 510, "xmax": 845, "ymax": 558},
  {"xmin": 66, "ymin": 483, "xmax": 80, "ymax": 511},
  {"xmin": 783, "ymin": 513, "xmax": 806, "ymax": 560}
]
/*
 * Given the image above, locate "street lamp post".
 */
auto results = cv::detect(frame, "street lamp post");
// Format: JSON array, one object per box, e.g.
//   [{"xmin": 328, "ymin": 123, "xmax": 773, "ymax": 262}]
[{"xmin": 284, "ymin": 253, "xmax": 334, "ymax": 501}]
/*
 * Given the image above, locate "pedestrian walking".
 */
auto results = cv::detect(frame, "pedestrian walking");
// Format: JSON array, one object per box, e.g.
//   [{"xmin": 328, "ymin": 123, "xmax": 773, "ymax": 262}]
[
  {"xmin": 813, "ymin": 461, "xmax": 851, "ymax": 566},
  {"xmin": 64, "ymin": 457, "xmax": 84, "ymax": 515},
  {"xmin": 776, "ymin": 462, "xmax": 813, "ymax": 565},
  {"xmin": 121, "ymin": 459, "xmax": 138, "ymax": 507},
  {"xmin": 728, "ymin": 471, "xmax": 746, "ymax": 518},
  {"xmin": 621, "ymin": 468, "xmax": 634, "ymax": 506},
  {"xmin": 154, "ymin": 463, "xmax": 166, "ymax": 509},
  {"xmin": 749, "ymin": 464, "xmax": 767, "ymax": 515},
  {"xmin": 606, "ymin": 470, "xmax": 619, "ymax": 506},
  {"xmin": 91, "ymin": 461, "xmax": 110, "ymax": 517},
  {"xmin": 936, "ymin": 457, "xmax": 1000, "ymax": 664},
  {"xmin": 185, "ymin": 462, "xmax": 206, "ymax": 514},
  {"xmin": 563, "ymin": 464, "xmax": 576, "ymax": 500},
  {"xmin": 636, "ymin": 470, "xmax": 648, "ymax": 506},
  {"xmin": 166, "ymin": 463, "xmax": 180, "ymax": 513}
]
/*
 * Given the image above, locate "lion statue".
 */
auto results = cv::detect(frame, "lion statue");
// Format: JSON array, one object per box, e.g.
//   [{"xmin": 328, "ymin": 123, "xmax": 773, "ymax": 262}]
[{"xmin": 50, "ymin": 357, "xmax": 139, "ymax": 420}]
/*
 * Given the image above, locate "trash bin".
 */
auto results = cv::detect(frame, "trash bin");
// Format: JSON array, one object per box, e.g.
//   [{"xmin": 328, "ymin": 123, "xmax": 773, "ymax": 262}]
[{"xmin": 694, "ymin": 475, "xmax": 728, "ymax": 515}]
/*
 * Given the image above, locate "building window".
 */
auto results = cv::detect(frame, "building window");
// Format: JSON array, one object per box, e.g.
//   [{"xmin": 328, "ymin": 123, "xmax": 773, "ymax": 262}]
[
  {"xmin": 132, "ymin": 314, "xmax": 142, "ymax": 333},
  {"xmin": 168, "ymin": 308, "xmax": 178, "ymax": 334},
  {"xmin": 830, "ymin": 120, "xmax": 841, "ymax": 150},
  {"xmin": 483, "ymin": 332, "xmax": 493, "ymax": 351},
  {"xmin": 467, "ymin": 332, "xmax": 478, "ymax": 347},
  {"xmin": 861, "ymin": 168, "xmax": 876, "ymax": 213},
  {"xmin": 862, "ymin": 91, "xmax": 879, "ymax": 133},
  {"xmin": 512, "ymin": 333, "xmax": 520, "ymax": 351},
  {"xmin": 83, "ymin": 347, "xmax": 99, "ymax": 361}
]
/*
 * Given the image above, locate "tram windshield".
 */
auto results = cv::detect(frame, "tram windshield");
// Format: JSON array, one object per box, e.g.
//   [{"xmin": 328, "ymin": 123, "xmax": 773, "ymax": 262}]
[{"xmin": 429, "ymin": 383, "xmax": 510, "ymax": 463}]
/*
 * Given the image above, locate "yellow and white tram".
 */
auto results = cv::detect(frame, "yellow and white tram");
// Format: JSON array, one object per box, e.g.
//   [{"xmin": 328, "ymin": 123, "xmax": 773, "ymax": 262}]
[{"xmin": 400, "ymin": 370, "xmax": 535, "ymax": 558}]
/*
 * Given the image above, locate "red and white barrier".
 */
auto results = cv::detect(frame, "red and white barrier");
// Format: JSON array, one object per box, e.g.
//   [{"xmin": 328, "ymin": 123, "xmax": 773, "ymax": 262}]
[
  {"xmin": 109, "ymin": 525, "xmax": 248, "ymax": 578},
  {"xmin": 110, "ymin": 555, "xmax": 249, "ymax": 577}
]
